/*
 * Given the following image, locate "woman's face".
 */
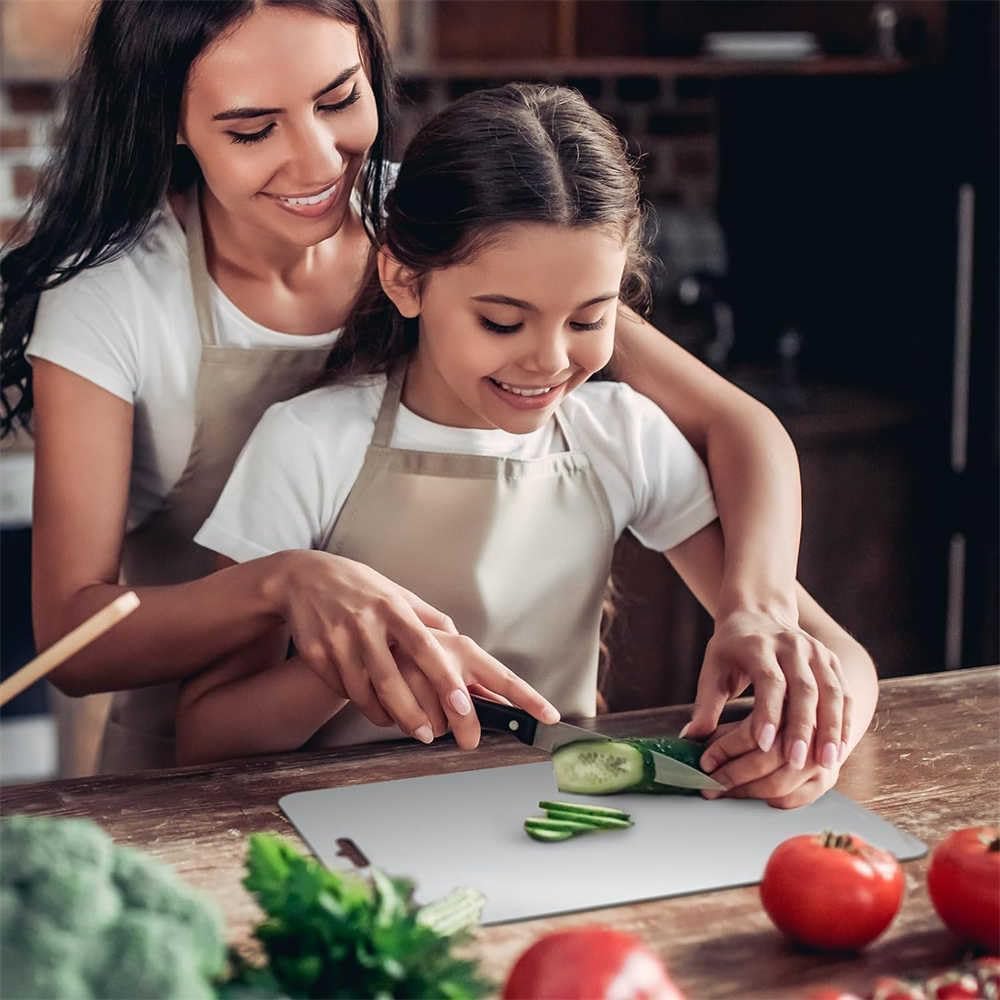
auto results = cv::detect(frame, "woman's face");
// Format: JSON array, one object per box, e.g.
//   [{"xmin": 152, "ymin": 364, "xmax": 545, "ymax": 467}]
[{"xmin": 179, "ymin": 6, "xmax": 379, "ymax": 246}]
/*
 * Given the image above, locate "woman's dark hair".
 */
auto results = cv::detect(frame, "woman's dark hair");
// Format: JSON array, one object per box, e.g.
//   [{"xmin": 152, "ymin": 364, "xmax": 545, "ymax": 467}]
[
  {"xmin": 0, "ymin": 0, "xmax": 394, "ymax": 437},
  {"xmin": 325, "ymin": 82, "xmax": 651, "ymax": 381}
]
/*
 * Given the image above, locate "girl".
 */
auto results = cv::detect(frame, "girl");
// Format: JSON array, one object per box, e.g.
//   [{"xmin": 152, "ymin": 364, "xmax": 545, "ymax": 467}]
[
  {"xmin": 2, "ymin": 0, "xmax": 845, "ymax": 776},
  {"xmin": 183, "ymin": 84, "xmax": 877, "ymax": 809}
]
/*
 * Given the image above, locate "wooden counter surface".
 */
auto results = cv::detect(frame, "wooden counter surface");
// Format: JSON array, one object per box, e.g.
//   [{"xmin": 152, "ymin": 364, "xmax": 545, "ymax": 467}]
[{"xmin": 3, "ymin": 666, "xmax": 998, "ymax": 998}]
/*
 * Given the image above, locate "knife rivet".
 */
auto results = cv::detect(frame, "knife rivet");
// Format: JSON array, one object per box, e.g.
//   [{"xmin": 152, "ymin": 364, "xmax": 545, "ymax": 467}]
[{"xmin": 508, "ymin": 721, "xmax": 519, "ymax": 732}]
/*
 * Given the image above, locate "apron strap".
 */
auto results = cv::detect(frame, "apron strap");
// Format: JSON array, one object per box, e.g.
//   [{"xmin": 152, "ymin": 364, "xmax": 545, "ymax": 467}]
[
  {"xmin": 184, "ymin": 188, "xmax": 219, "ymax": 348},
  {"xmin": 372, "ymin": 361, "xmax": 407, "ymax": 447}
]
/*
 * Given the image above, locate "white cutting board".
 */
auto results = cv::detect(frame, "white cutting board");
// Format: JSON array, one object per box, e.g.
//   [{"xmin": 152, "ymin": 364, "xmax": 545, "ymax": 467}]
[{"xmin": 280, "ymin": 761, "xmax": 926, "ymax": 925}]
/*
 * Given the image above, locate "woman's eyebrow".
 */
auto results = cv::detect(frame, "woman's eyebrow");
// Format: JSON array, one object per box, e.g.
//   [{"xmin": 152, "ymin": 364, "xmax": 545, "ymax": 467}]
[
  {"xmin": 472, "ymin": 292, "xmax": 619, "ymax": 311},
  {"xmin": 212, "ymin": 64, "xmax": 361, "ymax": 121}
]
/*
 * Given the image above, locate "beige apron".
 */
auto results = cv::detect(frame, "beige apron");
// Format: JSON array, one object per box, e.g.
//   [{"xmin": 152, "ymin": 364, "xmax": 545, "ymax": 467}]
[
  {"xmin": 92, "ymin": 191, "xmax": 332, "ymax": 773},
  {"xmin": 306, "ymin": 363, "xmax": 616, "ymax": 749}
]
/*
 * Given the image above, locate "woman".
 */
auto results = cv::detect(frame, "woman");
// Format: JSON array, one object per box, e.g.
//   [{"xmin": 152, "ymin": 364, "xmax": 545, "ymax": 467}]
[{"xmin": 0, "ymin": 1, "xmax": 847, "ymax": 774}]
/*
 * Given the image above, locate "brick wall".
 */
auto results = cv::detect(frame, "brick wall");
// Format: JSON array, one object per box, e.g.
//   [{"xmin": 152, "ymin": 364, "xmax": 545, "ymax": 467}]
[
  {"xmin": 0, "ymin": 82, "xmax": 62, "ymax": 243},
  {"xmin": 396, "ymin": 74, "xmax": 719, "ymax": 209},
  {"xmin": 0, "ymin": 73, "xmax": 718, "ymax": 244}
]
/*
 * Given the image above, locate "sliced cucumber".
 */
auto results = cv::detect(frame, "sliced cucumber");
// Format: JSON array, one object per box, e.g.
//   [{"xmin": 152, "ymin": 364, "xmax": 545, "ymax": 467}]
[
  {"xmin": 524, "ymin": 816, "xmax": 601, "ymax": 835},
  {"xmin": 538, "ymin": 800, "xmax": 632, "ymax": 822},
  {"xmin": 553, "ymin": 737, "xmax": 707, "ymax": 796},
  {"xmin": 542, "ymin": 808, "xmax": 633, "ymax": 830},
  {"xmin": 525, "ymin": 826, "xmax": 574, "ymax": 843}
]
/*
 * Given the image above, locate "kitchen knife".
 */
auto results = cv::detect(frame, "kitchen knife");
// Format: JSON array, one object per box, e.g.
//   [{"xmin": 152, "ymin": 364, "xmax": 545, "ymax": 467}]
[{"xmin": 471, "ymin": 695, "xmax": 724, "ymax": 792}]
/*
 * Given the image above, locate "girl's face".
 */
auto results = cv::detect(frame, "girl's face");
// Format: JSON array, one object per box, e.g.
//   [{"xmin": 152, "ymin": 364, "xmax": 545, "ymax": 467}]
[
  {"xmin": 179, "ymin": 6, "xmax": 379, "ymax": 246},
  {"xmin": 400, "ymin": 223, "xmax": 627, "ymax": 434}
]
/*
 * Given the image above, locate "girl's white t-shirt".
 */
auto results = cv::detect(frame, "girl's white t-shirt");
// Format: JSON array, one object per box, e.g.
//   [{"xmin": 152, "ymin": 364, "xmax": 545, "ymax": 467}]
[
  {"xmin": 26, "ymin": 203, "xmax": 342, "ymax": 532},
  {"xmin": 195, "ymin": 376, "xmax": 719, "ymax": 561}
]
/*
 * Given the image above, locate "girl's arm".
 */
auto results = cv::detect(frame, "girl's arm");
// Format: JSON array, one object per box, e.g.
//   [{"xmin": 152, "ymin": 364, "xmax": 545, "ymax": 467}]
[
  {"xmin": 32, "ymin": 360, "xmax": 557, "ymax": 749},
  {"xmin": 663, "ymin": 520, "xmax": 878, "ymax": 808},
  {"xmin": 610, "ymin": 308, "xmax": 832, "ymax": 762},
  {"xmin": 174, "ymin": 623, "xmax": 349, "ymax": 766}
]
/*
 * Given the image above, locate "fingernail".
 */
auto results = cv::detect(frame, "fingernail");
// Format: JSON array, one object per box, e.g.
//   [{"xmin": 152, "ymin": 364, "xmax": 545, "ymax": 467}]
[
  {"xmin": 449, "ymin": 689, "xmax": 472, "ymax": 715},
  {"xmin": 414, "ymin": 725, "xmax": 434, "ymax": 744},
  {"xmin": 679, "ymin": 722, "xmax": 691, "ymax": 738},
  {"xmin": 839, "ymin": 740, "xmax": 849, "ymax": 764},
  {"xmin": 542, "ymin": 705, "xmax": 560, "ymax": 724},
  {"xmin": 790, "ymin": 739, "xmax": 808, "ymax": 770},
  {"xmin": 821, "ymin": 741, "xmax": 839, "ymax": 769},
  {"xmin": 757, "ymin": 723, "xmax": 777, "ymax": 753},
  {"xmin": 702, "ymin": 789, "xmax": 721, "ymax": 800},
  {"xmin": 700, "ymin": 753, "xmax": 717, "ymax": 773}
]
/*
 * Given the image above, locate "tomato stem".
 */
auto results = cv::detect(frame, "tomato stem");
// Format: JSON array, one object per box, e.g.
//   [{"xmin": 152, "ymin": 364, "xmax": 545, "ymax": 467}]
[{"xmin": 820, "ymin": 830, "xmax": 856, "ymax": 851}]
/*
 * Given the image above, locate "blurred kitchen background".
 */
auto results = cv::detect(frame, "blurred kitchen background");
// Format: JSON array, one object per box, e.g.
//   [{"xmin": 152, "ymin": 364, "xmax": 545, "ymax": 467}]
[{"xmin": 1, "ymin": 0, "xmax": 997, "ymax": 781}]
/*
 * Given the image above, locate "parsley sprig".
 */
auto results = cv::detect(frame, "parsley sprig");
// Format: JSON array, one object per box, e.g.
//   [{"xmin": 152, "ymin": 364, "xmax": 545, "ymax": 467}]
[{"xmin": 223, "ymin": 833, "xmax": 492, "ymax": 1000}]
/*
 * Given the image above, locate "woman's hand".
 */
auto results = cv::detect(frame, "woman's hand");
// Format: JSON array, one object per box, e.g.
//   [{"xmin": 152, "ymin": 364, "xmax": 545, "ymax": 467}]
[
  {"xmin": 680, "ymin": 609, "xmax": 851, "ymax": 772},
  {"xmin": 697, "ymin": 718, "xmax": 845, "ymax": 809},
  {"xmin": 274, "ymin": 550, "xmax": 559, "ymax": 747}
]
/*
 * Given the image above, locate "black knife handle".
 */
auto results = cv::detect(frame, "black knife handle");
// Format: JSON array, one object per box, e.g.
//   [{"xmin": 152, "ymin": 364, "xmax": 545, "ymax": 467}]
[{"xmin": 471, "ymin": 696, "xmax": 539, "ymax": 746}]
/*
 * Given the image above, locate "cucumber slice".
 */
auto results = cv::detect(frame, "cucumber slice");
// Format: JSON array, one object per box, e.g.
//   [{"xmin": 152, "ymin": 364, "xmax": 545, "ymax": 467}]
[
  {"xmin": 538, "ymin": 800, "xmax": 632, "ymax": 822},
  {"xmin": 525, "ymin": 826, "xmax": 574, "ymax": 843},
  {"xmin": 551, "ymin": 740, "xmax": 646, "ymax": 794},
  {"xmin": 524, "ymin": 817, "xmax": 601, "ymax": 834},
  {"xmin": 542, "ymin": 808, "xmax": 632, "ymax": 830},
  {"xmin": 553, "ymin": 737, "xmax": 708, "ymax": 795}
]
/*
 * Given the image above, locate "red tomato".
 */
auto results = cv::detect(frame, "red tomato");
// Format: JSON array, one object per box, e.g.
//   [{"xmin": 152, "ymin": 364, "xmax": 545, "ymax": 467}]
[
  {"xmin": 760, "ymin": 831, "xmax": 905, "ymax": 951},
  {"xmin": 926, "ymin": 826, "xmax": 1000, "ymax": 952},
  {"xmin": 502, "ymin": 926, "xmax": 684, "ymax": 1000},
  {"xmin": 924, "ymin": 971, "xmax": 982, "ymax": 999}
]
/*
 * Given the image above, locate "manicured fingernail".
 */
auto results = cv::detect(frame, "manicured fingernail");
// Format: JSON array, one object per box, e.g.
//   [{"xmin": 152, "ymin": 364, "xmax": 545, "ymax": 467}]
[
  {"xmin": 700, "ymin": 753, "xmax": 717, "ymax": 773},
  {"xmin": 757, "ymin": 723, "xmax": 777, "ymax": 753},
  {"xmin": 790, "ymin": 739, "xmax": 808, "ymax": 769},
  {"xmin": 821, "ymin": 741, "xmax": 839, "ymax": 769},
  {"xmin": 542, "ymin": 705, "xmax": 560, "ymax": 724},
  {"xmin": 839, "ymin": 740, "xmax": 849, "ymax": 764},
  {"xmin": 414, "ymin": 725, "xmax": 433, "ymax": 744},
  {"xmin": 678, "ymin": 722, "xmax": 691, "ymax": 738},
  {"xmin": 449, "ymin": 689, "xmax": 472, "ymax": 715}
]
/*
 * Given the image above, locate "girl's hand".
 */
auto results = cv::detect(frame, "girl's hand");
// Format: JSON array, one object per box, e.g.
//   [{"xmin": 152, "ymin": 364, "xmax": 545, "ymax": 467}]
[
  {"xmin": 276, "ymin": 551, "xmax": 559, "ymax": 746},
  {"xmin": 697, "ymin": 718, "xmax": 845, "ymax": 809},
  {"xmin": 680, "ymin": 609, "xmax": 851, "ymax": 772},
  {"xmin": 394, "ymin": 631, "xmax": 557, "ymax": 750}
]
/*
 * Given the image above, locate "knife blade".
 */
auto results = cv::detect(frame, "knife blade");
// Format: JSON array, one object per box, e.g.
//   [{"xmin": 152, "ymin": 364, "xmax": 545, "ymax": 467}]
[{"xmin": 471, "ymin": 695, "xmax": 724, "ymax": 791}]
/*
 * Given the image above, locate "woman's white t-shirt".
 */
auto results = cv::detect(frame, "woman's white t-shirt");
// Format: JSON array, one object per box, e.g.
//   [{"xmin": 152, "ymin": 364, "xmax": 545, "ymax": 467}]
[
  {"xmin": 26, "ymin": 203, "xmax": 342, "ymax": 532},
  {"xmin": 195, "ymin": 376, "xmax": 719, "ymax": 562}
]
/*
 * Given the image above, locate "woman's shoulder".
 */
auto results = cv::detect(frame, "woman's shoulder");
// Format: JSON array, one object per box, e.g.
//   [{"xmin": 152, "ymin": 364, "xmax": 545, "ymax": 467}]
[{"xmin": 38, "ymin": 201, "xmax": 188, "ymax": 315}]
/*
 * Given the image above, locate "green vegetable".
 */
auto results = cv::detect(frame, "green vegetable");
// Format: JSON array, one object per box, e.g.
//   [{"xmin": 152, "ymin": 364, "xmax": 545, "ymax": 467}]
[
  {"xmin": 524, "ymin": 800, "xmax": 635, "ymax": 843},
  {"xmin": 553, "ymin": 737, "xmax": 708, "ymax": 795},
  {"xmin": 0, "ymin": 814, "xmax": 225, "ymax": 1000},
  {"xmin": 225, "ymin": 832, "xmax": 491, "ymax": 999}
]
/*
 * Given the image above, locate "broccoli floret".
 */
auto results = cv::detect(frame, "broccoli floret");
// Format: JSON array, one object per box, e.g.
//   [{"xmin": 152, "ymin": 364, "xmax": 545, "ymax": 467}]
[{"xmin": 0, "ymin": 814, "xmax": 226, "ymax": 1000}]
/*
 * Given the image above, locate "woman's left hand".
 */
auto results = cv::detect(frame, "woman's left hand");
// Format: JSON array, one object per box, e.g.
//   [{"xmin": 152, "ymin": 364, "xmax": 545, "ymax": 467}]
[
  {"xmin": 680, "ymin": 608, "xmax": 851, "ymax": 772},
  {"xmin": 697, "ymin": 718, "xmax": 844, "ymax": 809}
]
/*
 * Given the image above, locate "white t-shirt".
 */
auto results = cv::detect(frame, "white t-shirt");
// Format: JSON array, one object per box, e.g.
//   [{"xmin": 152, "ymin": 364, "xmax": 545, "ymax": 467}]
[
  {"xmin": 195, "ymin": 376, "xmax": 719, "ymax": 562},
  {"xmin": 26, "ymin": 204, "xmax": 342, "ymax": 532}
]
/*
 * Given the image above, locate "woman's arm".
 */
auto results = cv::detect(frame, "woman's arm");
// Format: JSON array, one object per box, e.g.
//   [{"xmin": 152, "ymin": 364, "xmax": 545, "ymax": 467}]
[
  {"xmin": 610, "ymin": 309, "xmax": 836, "ymax": 762},
  {"xmin": 32, "ymin": 360, "xmax": 286, "ymax": 693},
  {"xmin": 663, "ymin": 520, "xmax": 878, "ymax": 808}
]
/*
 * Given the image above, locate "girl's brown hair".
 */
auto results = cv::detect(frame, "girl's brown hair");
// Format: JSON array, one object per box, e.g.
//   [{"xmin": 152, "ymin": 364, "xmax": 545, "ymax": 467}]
[{"xmin": 323, "ymin": 82, "xmax": 651, "ymax": 381}]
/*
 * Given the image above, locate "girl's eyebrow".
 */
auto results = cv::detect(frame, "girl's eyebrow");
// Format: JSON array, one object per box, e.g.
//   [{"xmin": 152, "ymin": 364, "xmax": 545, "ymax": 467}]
[
  {"xmin": 472, "ymin": 292, "xmax": 619, "ymax": 311},
  {"xmin": 211, "ymin": 64, "xmax": 361, "ymax": 121}
]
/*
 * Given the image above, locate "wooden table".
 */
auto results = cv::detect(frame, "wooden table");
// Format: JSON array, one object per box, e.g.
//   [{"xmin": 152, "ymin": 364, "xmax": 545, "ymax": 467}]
[{"xmin": 3, "ymin": 666, "xmax": 998, "ymax": 997}]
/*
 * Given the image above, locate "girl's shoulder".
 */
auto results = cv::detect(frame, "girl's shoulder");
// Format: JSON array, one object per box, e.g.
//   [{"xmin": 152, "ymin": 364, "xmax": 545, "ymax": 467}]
[
  {"xmin": 562, "ymin": 379, "xmax": 662, "ymax": 428},
  {"xmin": 265, "ymin": 374, "xmax": 389, "ymax": 435}
]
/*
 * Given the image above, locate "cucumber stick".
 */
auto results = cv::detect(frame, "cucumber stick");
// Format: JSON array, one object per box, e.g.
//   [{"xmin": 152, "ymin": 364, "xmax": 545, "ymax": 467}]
[{"xmin": 552, "ymin": 737, "xmax": 707, "ymax": 796}]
